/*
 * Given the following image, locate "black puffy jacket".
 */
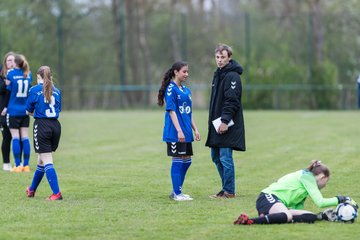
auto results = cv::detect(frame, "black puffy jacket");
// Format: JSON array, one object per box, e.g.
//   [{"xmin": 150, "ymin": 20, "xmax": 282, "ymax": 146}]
[{"xmin": 205, "ymin": 59, "xmax": 245, "ymax": 151}]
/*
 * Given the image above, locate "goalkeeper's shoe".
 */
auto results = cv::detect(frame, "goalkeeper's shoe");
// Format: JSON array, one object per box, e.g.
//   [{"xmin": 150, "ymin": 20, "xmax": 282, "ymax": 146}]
[
  {"xmin": 234, "ymin": 214, "xmax": 254, "ymax": 225},
  {"xmin": 26, "ymin": 187, "xmax": 35, "ymax": 198},
  {"xmin": 47, "ymin": 192, "xmax": 63, "ymax": 201},
  {"xmin": 316, "ymin": 208, "xmax": 337, "ymax": 222}
]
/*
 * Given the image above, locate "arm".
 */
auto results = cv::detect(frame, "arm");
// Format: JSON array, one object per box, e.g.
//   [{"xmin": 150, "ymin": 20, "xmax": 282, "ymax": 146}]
[
  {"xmin": 191, "ymin": 117, "xmax": 200, "ymax": 141},
  {"xmin": 0, "ymin": 78, "xmax": 6, "ymax": 95},
  {"xmin": 221, "ymin": 72, "xmax": 241, "ymax": 124},
  {"xmin": 300, "ymin": 174, "xmax": 338, "ymax": 208},
  {"xmin": 1, "ymin": 90, "xmax": 10, "ymax": 116},
  {"xmin": 25, "ymin": 88, "xmax": 36, "ymax": 116},
  {"xmin": 169, "ymin": 111, "xmax": 185, "ymax": 142}
]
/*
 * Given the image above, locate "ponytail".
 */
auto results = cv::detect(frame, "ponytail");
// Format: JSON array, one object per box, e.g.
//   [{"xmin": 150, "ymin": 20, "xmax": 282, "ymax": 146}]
[
  {"xmin": 14, "ymin": 54, "xmax": 30, "ymax": 78},
  {"xmin": 157, "ymin": 69, "xmax": 174, "ymax": 106},
  {"xmin": 157, "ymin": 61, "xmax": 188, "ymax": 107},
  {"xmin": 37, "ymin": 66, "xmax": 53, "ymax": 103},
  {"xmin": 306, "ymin": 160, "xmax": 330, "ymax": 177}
]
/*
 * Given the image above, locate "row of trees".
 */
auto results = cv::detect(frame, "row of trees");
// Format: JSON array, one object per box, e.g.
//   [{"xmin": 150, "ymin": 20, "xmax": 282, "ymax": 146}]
[{"xmin": 0, "ymin": 0, "xmax": 359, "ymax": 109}]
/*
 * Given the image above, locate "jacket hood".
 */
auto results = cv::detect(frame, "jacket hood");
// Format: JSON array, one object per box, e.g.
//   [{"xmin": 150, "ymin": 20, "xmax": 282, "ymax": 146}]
[{"xmin": 218, "ymin": 59, "xmax": 243, "ymax": 75}]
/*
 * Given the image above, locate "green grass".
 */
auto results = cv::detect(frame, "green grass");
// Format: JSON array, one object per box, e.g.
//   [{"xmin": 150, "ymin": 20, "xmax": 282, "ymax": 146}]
[{"xmin": 1, "ymin": 110, "xmax": 360, "ymax": 240}]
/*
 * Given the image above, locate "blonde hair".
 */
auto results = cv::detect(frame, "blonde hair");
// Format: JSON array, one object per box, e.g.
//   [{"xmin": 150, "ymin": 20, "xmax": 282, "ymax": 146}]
[
  {"xmin": 306, "ymin": 160, "xmax": 330, "ymax": 177},
  {"xmin": 1, "ymin": 51, "xmax": 15, "ymax": 78},
  {"xmin": 37, "ymin": 66, "xmax": 53, "ymax": 103}
]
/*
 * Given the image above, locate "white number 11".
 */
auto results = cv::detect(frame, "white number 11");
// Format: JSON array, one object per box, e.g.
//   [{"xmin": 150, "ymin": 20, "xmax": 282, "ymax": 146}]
[{"xmin": 16, "ymin": 80, "xmax": 29, "ymax": 97}]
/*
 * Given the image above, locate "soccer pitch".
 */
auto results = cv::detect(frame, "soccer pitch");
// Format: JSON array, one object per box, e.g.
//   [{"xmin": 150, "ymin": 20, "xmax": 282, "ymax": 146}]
[{"xmin": 0, "ymin": 110, "xmax": 359, "ymax": 239}]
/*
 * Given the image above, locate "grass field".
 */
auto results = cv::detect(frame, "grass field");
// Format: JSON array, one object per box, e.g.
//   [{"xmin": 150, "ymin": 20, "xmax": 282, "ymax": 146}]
[{"xmin": 0, "ymin": 110, "xmax": 359, "ymax": 240}]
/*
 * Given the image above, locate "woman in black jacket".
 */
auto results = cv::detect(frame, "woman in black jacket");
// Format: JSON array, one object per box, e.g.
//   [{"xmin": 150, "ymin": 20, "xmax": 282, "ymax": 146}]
[{"xmin": 0, "ymin": 52, "xmax": 15, "ymax": 171}]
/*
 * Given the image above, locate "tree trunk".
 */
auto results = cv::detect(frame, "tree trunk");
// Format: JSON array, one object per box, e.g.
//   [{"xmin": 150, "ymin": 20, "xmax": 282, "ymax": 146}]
[
  {"xmin": 137, "ymin": 0, "xmax": 152, "ymax": 106},
  {"xmin": 308, "ymin": 0, "xmax": 324, "ymax": 64},
  {"xmin": 111, "ymin": 0, "xmax": 128, "ymax": 107},
  {"xmin": 126, "ymin": 0, "xmax": 142, "ymax": 105},
  {"xmin": 170, "ymin": 0, "xmax": 181, "ymax": 61}
]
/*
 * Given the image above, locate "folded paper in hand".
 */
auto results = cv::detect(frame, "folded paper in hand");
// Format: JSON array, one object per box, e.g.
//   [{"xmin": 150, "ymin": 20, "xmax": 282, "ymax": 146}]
[{"xmin": 212, "ymin": 117, "xmax": 234, "ymax": 132}]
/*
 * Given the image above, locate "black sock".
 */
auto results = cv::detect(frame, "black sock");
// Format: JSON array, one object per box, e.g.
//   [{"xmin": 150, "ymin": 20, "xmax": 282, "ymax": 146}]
[
  {"xmin": 251, "ymin": 213, "xmax": 288, "ymax": 224},
  {"xmin": 292, "ymin": 214, "xmax": 317, "ymax": 223}
]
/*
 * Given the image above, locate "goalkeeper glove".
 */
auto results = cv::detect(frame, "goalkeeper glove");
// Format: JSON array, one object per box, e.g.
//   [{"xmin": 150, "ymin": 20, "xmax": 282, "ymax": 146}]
[
  {"xmin": 337, "ymin": 196, "xmax": 351, "ymax": 204},
  {"xmin": 337, "ymin": 196, "xmax": 358, "ymax": 209}
]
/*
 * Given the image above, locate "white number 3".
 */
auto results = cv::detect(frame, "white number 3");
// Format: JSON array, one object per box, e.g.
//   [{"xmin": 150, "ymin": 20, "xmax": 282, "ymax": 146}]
[{"xmin": 45, "ymin": 96, "xmax": 56, "ymax": 117}]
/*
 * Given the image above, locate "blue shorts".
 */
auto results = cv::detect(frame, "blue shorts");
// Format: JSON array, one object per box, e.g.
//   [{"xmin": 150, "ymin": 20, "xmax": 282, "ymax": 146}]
[{"xmin": 256, "ymin": 192, "xmax": 282, "ymax": 216}]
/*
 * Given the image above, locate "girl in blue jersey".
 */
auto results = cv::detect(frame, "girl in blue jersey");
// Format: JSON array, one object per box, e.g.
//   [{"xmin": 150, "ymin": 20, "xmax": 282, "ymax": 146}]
[
  {"xmin": 25, "ymin": 66, "xmax": 62, "ymax": 201},
  {"xmin": 158, "ymin": 61, "xmax": 201, "ymax": 201},
  {"xmin": 0, "ymin": 52, "xmax": 15, "ymax": 171},
  {"xmin": 234, "ymin": 160, "xmax": 357, "ymax": 225},
  {"xmin": 4, "ymin": 54, "xmax": 32, "ymax": 172}
]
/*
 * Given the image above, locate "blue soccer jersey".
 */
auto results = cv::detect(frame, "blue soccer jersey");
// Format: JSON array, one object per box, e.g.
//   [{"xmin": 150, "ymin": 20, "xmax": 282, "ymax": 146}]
[
  {"xmin": 26, "ymin": 84, "xmax": 61, "ymax": 119},
  {"xmin": 6, "ymin": 68, "xmax": 32, "ymax": 116},
  {"xmin": 163, "ymin": 82, "xmax": 194, "ymax": 142}
]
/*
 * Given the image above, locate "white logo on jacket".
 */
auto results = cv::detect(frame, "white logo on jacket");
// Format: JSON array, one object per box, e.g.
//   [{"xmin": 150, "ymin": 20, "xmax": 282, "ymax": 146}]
[{"xmin": 231, "ymin": 81, "xmax": 236, "ymax": 89}]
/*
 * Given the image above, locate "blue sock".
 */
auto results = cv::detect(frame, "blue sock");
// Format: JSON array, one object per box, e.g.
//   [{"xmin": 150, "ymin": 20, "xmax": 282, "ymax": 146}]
[
  {"xmin": 180, "ymin": 158, "xmax": 192, "ymax": 188},
  {"xmin": 171, "ymin": 158, "xmax": 182, "ymax": 195},
  {"xmin": 22, "ymin": 138, "xmax": 31, "ymax": 166},
  {"xmin": 45, "ymin": 164, "xmax": 60, "ymax": 194},
  {"xmin": 30, "ymin": 165, "xmax": 45, "ymax": 191},
  {"xmin": 12, "ymin": 138, "xmax": 21, "ymax": 167}
]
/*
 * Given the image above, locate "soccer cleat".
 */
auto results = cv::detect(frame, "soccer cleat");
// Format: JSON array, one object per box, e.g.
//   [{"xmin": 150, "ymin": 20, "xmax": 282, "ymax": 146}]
[
  {"xmin": 317, "ymin": 208, "xmax": 337, "ymax": 221},
  {"xmin": 169, "ymin": 192, "xmax": 191, "ymax": 199},
  {"xmin": 47, "ymin": 192, "xmax": 63, "ymax": 201},
  {"xmin": 171, "ymin": 193, "xmax": 193, "ymax": 201},
  {"xmin": 26, "ymin": 187, "xmax": 35, "ymax": 198},
  {"xmin": 23, "ymin": 166, "xmax": 30, "ymax": 172},
  {"xmin": 11, "ymin": 166, "xmax": 24, "ymax": 173},
  {"xmin": 3, "ymin": 163, "xmax": 12, "ymax": 171},
  {"xmin": 234, "ymin": 214, "xmax": 254, "ymax": 225}
]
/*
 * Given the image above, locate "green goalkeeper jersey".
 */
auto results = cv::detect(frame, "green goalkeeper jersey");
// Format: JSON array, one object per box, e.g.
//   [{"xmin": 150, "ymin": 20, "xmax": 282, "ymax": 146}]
[{"xmin": 262, "ymin": 170, "xmax": 338, "ymax": 209}]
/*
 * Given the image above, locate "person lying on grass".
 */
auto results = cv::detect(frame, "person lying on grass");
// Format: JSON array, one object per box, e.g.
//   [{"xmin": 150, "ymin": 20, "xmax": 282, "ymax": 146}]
[{"xmin": 234, "ymin": 160, "xmax": 357, "ymax": 225}]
